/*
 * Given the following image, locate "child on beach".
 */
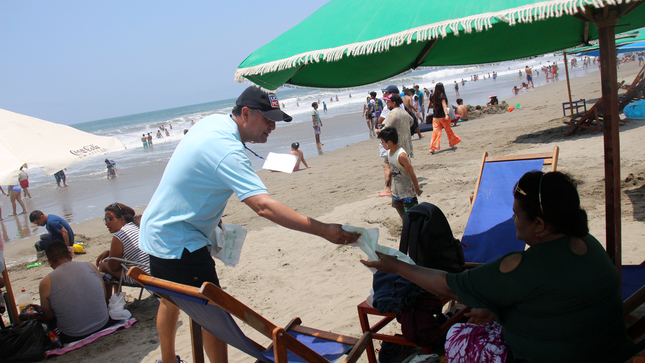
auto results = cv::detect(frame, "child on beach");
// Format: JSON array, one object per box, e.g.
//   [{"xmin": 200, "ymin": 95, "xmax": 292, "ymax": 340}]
[
  {"xmin": 311, "ymin": 102, "xmax": 324, "ymax": 146},
  {"xmin": 378, "ymin": 127, "xmax": 422, "ymax": 220}
]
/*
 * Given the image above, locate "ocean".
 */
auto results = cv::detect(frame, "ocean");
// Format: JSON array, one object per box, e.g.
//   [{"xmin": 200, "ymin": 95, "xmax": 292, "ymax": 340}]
[{"xmin": 1, "ymin": 53, "xmax": 602, "ymax": 265}]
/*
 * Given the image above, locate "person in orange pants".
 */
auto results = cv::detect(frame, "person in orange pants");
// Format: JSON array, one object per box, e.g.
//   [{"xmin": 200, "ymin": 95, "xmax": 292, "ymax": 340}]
[{"xmin": 429, "ymin": 83, "xmax": 461, "ymax": 154}]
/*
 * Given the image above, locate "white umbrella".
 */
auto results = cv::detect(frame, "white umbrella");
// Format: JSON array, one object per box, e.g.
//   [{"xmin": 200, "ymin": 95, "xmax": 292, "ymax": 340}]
[{"xmin": 0, "ymin": 108, "xmax": 125, "ymax": 185}]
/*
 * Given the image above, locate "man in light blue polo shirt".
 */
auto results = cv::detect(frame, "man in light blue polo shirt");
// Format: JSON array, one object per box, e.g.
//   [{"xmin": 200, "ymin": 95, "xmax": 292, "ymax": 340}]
[{"xmin": 140, "ymin": 86, "xmax": 359, "ymax": 363}]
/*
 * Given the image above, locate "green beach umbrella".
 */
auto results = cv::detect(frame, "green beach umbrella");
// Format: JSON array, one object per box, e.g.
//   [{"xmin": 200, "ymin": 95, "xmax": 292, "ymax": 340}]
[
  {"xmin": 236, "ymin": 0, "xmax": 645, "ymax": 277},
  {"xmin": 235, "ymin": 0, "xmax": 645, "ymax": 90}
]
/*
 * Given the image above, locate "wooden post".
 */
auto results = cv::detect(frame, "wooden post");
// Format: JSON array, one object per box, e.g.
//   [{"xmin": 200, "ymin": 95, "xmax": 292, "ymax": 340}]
[
  {"xmin": 563, "ymin": 51, "xmax": 575, "ymax": 119},
  {"xmin": 596, "ymin": 22, "xmax": 622, "ymax": 280}
]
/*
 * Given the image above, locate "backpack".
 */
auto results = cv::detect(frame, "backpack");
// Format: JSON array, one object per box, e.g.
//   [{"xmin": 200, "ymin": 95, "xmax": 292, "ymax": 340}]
[
  {"xmin": 404, "ymin": 106, "xmax": 419, "ymax": 136},
  {"xmin": 399, "ymin": 203, "xmax": 465, "ymax": 273}
]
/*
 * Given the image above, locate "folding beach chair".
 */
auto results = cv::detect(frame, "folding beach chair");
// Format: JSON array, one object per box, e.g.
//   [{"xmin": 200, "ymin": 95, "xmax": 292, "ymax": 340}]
[
  {"xmin": 461, "ymin": 146, "xmax": 559, "ymax": 266},
  {"xmin": 103, "ymin": 257, "xmax": 147, "ymax": 300},
  {"xmin": 126, "ymin": 267, "xmax": 372, "ymax": 363},
  {"xmin": 564, "ymin": 63, "xmax": 645, "ymax": 136}
]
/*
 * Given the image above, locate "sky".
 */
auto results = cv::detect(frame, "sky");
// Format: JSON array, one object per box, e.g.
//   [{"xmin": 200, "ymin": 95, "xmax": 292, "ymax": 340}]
[{"xmin": 0, "ymin": 0, "xmax": 331, "ymax": 125}]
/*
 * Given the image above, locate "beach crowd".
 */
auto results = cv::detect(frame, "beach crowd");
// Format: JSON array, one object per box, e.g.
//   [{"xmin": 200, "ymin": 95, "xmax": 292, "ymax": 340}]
[{"xmin": 2, "ymin": 57, "xmax": 644, "ymax": 363}]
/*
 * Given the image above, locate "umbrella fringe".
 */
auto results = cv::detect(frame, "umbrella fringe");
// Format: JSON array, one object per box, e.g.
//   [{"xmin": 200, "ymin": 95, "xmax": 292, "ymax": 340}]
[{"xmin": 234, "ymin": 0, "xmax": 637, "ymax": 87}]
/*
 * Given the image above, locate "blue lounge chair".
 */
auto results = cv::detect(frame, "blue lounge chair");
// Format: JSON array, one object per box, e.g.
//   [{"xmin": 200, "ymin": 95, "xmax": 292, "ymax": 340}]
[
  {"xmin": 461, "ymin": 147, "xmax": 559, "ymax": 265},
  {"xmin": 126, "ymin": 267, "xmax": 371, "ymax": 363}
]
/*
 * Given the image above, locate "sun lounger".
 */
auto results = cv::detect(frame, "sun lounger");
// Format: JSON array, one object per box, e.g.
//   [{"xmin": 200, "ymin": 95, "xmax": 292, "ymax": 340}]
[
  {"xmin": 126, "ymin": 267, "xmax": 372, "ymax": 363},
  {"xmin": 565, "ymin": 63, "xmax": 645, "ymax": 136},
  {"xmin": 461, "ymin": 147, "xmax": 559, "ymax": 265}
]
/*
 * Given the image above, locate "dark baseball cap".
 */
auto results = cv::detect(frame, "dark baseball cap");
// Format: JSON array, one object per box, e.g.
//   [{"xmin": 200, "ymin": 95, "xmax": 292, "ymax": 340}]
[
  {"xmin": 381, "ymin": 85, "xmax": 399, "ymax": 94},
  {"xmin": 235, "ymin": 86, "xmax": 292, "ymax": 122}
]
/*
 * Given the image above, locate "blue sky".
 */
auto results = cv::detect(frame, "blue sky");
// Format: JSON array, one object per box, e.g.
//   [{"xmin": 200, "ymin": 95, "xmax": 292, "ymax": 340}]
[{"xmin": 0, "ymin": 0, "xmax": 330, "ymax": 125}]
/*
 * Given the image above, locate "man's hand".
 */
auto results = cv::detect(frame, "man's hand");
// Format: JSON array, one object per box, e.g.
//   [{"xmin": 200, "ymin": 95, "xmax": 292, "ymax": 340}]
[
  {"xmin": 324, "ymin": 224, "xmax": 360, "ymax": 245},
  {"xmin": 416, "ymin": 188, "xmax": 423, "ymax": 196}
]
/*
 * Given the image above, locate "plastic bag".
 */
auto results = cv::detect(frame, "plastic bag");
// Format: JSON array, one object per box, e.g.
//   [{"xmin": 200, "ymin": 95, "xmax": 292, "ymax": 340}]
[
  {"xmin": 108, "ymin": 292, "xmax": 131, "ymax": 320},
  {"xmin": 0, "ymin": 319, "xmax": 48, "ymax": 362},
  {"xmin": 210, "ymin": 223, "xmax": 247, "ymax": 267}
]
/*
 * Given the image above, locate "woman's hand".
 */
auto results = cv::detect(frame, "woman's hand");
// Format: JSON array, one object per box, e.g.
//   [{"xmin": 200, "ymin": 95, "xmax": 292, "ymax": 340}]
[
  {"xmin": 360, "ymin": 251, "xmax": 402, "ymax": 274},
  {"xmin": 465, "ymin": 308, "xmax": 496, "ymax": 325},
  {"xmin": 95, "ymin": 250, "xmax": 110, "ymax": 266}
]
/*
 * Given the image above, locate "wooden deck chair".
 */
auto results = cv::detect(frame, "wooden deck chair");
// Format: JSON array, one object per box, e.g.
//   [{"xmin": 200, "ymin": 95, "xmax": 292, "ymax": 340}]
[
  {"xmin": 622, "ymin": 264, "xmax": 645, "ymax": 343},
  {"xmin": 461, "ymin": 146, "xmax": 559, "ymax": 266},
  {"xmin": 565, "ymin": 63, "xmax": 645, "ymax": 136},
  {"xmin": 356, "ymin": 297, "xmax": 470, "ymax": 363},
  {"xmin": 1, "ymin": 255, "xmax": 20, "ymax": 326},
  {"xmin": 126, "ymin": 267, "xmax": 372, "ymax": 363}
]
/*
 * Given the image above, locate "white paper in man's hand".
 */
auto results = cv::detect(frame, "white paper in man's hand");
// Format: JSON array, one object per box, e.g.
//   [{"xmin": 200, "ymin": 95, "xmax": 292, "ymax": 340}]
[{"xmin": 262, "ymin": 152, "xmax": 298, "ymax": 174}]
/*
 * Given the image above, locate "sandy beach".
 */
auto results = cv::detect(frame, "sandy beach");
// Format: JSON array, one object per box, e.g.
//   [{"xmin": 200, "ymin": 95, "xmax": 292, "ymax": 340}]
[{"xmin": 3, "ymin": 60, "xmax": 645, "ymax": 362}]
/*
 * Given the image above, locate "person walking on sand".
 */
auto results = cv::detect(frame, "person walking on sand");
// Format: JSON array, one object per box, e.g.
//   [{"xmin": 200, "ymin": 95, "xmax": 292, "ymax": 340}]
[
  {"xmin": 378, "ymin": 127, "xmax": 422, "ymax": 220},
  {"xmin": 18, "ymin": 164, "xmax": 32, "ymax": 200},
  {"xmin": 290, "ymin": 142, "xmax": 310, "ymax": 171},
  {"xmin": 7, "ymin": 184, "xmax": 26, "ymax": 216},
  {"xmin": 429, "ymin": 83, "xmax": 461, "ymax": 154},
  {"xmin": 141, "ymin": 134, "xmax": 148, "ymax": 149},
  {"xmin": 323, "ymin": 101, "xmax": 327, "ymax": 113},
  {"xmin": 139, "ymin": 86, "xmax": 359, "ymax": 363},
  {"xmin": 363, "ymin": 96, "xmax": 374, "ymax": 136},
  {"xmin": 403, "ymin": 88, "xmax": 424, "ymax": 139},
  {"xmin": 311, "ymin": 102, "xmax": 324, "ymax": 146},
  {"xmin": 525, "ymin": 65, "xmax": 534, "ymax": 88}
]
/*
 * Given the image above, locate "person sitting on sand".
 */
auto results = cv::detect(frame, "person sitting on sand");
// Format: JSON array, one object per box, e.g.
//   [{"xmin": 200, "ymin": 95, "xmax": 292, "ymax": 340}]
[
  {"xmin": 362, "ymin": 171, "xmax": 636, "ymax": 362},
  {"xmin": 487, "ymin": 94, "xmax": 499, "ymax": 106},
  {"xmin": 6, "ymin": 184, "xmax": 26, "ymax": 216},
  {"xmin": 456, "ymin": 98, "xmax": 469, "ymax": 122},
  {"xmin": 95, "ymin": 203, "xmax": 150, "ymax": 285},
  {"xmin": 39, "ymin": 240, "xmax": 117, "ymax": 344},
  {"xmin": 289, "ymin": 142, "xmax": 310, "ymax": 171},
  {"xmin": 30, "ymin": 210, "xmax": 74, "ymax": 250},
  {"xmin": 378, "ymin": 127, "xmax": 422, "ymax": 220}
]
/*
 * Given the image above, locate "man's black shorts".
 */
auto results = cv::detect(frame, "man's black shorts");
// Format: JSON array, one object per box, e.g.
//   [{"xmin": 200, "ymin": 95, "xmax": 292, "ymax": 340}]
[{"xmin": 149, "ymin": 246, "xmax": 220, "ymax": 288}]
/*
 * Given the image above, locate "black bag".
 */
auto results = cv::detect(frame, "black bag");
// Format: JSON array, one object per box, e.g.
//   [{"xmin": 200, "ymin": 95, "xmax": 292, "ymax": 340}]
[
  {"xmin": 404, "ymin": 106, "xmax": 419, "ymax": 135},
  {"xmin": 399, "ymin": 203, "xmax": 465, "ymax": 273},
  {"xmin": 0, "ymin": 319, "xmax": 48, "ymax": 362}
]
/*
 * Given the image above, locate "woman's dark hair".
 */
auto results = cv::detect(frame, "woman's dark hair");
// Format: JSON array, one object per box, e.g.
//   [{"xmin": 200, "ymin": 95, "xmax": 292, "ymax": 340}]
[
  {"xmin": 388, "ymin": 93, "xmax": 403, "ymax": 106},
  {"xmin": 105, "ymin": 202, "xmax": 140, "ymax": 227},
  {"xmin": 431, "ymin": 83, "xmax": 447, "ymax": 109},
  {"xmin": 291, "ymin": 142, "xmax": 300, "ymax": 150},
  {"xmin": 513, "ymin": 171, "xmax": 588, "ymax": 237}
]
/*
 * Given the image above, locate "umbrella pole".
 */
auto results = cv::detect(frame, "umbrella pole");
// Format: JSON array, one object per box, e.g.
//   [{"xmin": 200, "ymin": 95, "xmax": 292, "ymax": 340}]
[
  {"xmin": 2, "ymin": 267, "xmax": 20, "ymax": 324},
  {"xmin": 596, "ymin": 24, "xmax": 622, "ymax": 281},
  {"xmin": 563, "ymin": 51, "xmax": 574, "ymax": 119}
]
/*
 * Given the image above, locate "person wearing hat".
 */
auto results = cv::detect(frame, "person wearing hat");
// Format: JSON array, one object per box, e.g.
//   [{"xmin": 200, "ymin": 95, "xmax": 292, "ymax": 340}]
[
  {"xmin": 487, "ymin": 94, "xmax": 499, "ymax": 106},
  {"xmin": 139, "ymin": 86, "xmax": 359, "ymax": 363}
]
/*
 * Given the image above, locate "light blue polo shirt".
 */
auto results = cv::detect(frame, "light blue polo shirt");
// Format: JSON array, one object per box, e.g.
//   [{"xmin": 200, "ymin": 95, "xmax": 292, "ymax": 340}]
[{"xmin": 139, "ymin": 114, "xmax": 268, "ymax": 259}]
